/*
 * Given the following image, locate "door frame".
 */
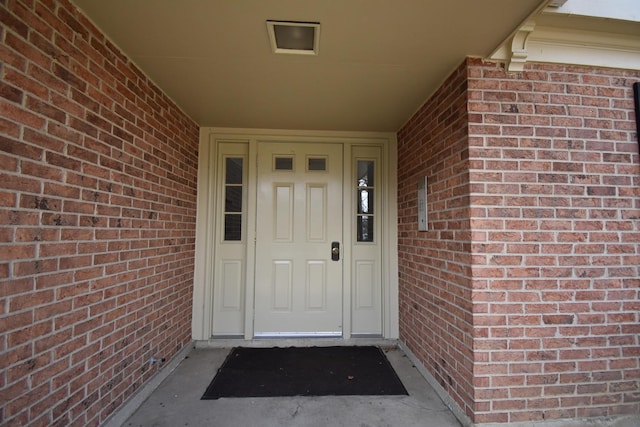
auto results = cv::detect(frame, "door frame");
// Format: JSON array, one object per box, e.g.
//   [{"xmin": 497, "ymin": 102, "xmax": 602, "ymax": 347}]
[{"xmin": 192, "ymin": 128, "xmax": 399, "ymax": 341}]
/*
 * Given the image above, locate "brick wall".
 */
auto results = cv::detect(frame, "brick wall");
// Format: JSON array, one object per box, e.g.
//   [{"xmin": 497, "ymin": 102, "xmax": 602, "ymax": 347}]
[
  {"xmin": 398, "ymin": 57, "xmax": 640, "ymax": 424},
  {"xmin": 397, "ymin": 60, "xmax": 475, "ymax": 419},
  {"xmin": 0, "ymin": 1, "xmax": 199, "ymax": 426},
  {"xmin": 469, "ymin": 59, "xmax": 640, "ymax": 424}
]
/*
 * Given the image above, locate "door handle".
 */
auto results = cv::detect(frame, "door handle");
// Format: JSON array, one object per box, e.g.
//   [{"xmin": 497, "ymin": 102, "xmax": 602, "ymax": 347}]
[{"xmin": 331, "ymin": 241, "xmax": 340, "ymax": 261}]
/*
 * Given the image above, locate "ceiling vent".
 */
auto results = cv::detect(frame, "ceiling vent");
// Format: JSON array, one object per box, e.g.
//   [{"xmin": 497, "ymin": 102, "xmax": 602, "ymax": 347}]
[
  {"xmin": 266, "ymin": 20, "xmax": 320, "ymax": 55},
  {"xmin": 547, "ymin": 0, "xmax": 568, "ymax": 7}
]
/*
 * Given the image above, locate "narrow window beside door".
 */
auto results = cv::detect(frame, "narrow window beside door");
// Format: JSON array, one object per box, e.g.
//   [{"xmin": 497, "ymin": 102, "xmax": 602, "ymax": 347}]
[
  {"xmin": 224, "ymin": 157, "xmax": 243, "ymax": 241},
  {"xmin": 356, "ymin": 160, "xmax": 375, "ymax": 242}
]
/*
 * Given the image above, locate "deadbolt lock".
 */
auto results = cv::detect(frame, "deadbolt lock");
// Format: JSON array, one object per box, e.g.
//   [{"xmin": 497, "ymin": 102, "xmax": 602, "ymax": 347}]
[{"xmin": 331, "ymin": 241, "xmax": 340, "ymax": 261}]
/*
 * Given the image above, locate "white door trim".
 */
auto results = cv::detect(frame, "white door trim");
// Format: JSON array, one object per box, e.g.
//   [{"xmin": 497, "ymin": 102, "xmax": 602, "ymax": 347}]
[{"xmin": 192, "ymin": 128, "xmax": 398, "ymax": 342}]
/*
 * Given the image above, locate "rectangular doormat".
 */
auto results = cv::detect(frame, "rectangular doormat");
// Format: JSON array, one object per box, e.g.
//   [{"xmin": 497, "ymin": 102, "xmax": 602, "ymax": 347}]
[{"xmin": 201, "ymin": 346, "xmax": 408, "ymax": 399}]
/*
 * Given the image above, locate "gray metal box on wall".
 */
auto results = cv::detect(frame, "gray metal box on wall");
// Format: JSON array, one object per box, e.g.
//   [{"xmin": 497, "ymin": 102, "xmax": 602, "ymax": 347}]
[{"xmin": 418, "ymin": 177, "xmax": 428, "ymax": 231}]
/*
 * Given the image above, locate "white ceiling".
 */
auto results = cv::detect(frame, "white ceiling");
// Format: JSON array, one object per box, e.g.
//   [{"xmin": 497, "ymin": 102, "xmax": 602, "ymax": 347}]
[{"xmin": 71, "ymin": 0, "xmax": 545, "ymax": 132}]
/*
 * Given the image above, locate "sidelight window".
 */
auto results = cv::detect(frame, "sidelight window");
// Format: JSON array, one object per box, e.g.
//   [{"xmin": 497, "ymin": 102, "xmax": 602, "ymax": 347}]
[
  {"xmin": 224, "ymin": 157, "xmax": 243, "ymax": 241},
  {"xmin": 356, "ymin": 160, "xmax": 375, "ymax": 242}
]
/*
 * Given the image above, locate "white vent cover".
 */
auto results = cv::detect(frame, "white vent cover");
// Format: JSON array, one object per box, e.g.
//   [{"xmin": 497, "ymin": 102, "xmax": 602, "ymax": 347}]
[
  {"xmin": 547, "ymin": 0, "xmax": 568, "ymax": 7},
  {"xmin": 266, "ymin": 21, "xmax": 320, "ymax": 55}
]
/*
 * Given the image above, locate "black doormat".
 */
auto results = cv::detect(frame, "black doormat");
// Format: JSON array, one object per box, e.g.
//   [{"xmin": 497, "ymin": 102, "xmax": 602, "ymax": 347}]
[{"xmin": 201, "ymin": 346, "xmax": 408, "ymax": 399}]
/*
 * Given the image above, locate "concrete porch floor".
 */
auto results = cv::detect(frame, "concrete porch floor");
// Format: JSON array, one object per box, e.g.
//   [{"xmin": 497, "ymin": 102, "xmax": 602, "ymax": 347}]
[{"xmin": 121, "ymin": 346, "xmax": 463, "ymax": 427}]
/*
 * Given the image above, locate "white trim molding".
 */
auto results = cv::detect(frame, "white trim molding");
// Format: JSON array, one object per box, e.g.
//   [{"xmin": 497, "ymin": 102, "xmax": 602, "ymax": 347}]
[
  {"xmin": 491, "ymin": 9, "xmax": 640, "ymax": 71},
  {"xmin": 192, "ymin": 128, "xmax": 399, "ymax": 342},
  {"xmin": 524, "ymin": 25, "xmax": 640, "ymax": 70},
  {"xmin": 506, "ymin": 19, "xmax": 536, "ymax": 72}
]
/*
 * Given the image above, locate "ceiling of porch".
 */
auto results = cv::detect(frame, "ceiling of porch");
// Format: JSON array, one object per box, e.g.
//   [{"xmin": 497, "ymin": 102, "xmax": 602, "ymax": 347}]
[{"xmin": 70, "ymin": 0, "xmax": 547, "ymax": 132}]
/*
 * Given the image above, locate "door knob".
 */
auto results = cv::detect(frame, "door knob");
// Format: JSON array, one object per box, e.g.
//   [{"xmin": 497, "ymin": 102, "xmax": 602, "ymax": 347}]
[{"xmin": 331, "ymin": 241, "xmax": 340, "ymax": 261}]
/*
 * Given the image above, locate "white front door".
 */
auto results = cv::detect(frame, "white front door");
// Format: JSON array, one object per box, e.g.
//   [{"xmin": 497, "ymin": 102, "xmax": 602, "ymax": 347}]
[{"xmin": 254, "ymin": 142, "xmax": 343, "ymax": 336}]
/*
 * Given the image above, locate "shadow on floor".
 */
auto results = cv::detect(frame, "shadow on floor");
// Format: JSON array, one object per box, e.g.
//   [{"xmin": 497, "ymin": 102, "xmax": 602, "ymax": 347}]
[{"xmin": 124, "ymin": 347, "xmax": 463, "ymax": 427}]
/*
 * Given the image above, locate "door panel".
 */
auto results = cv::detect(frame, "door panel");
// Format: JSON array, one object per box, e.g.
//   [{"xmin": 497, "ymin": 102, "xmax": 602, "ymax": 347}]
[
  {"xmin": 211, "ymin": 144, "xmax": 248, "ymax": 336},
  {"xmin": 254, "ymin": 143, "xmax": 343, "ymax": 336},
  {"xmin": 272, "ymin": 260, "xmax": 292, "ymax": 310},
  {"xmin": 274, "ymin": 184, "xmax": 293, "ymax": 241},
  {"xmin": 307, "ymin": 184, "xmax": 327, "ymax": 241},
  {"xmin": 351, "ymin": 146, "xmax": 383, "ymax": 335},
  {"xmin": 221, "ymin": 260, "xmax": 243, "ymax": 309},
  {"xmin": 306, "ymin": 260, "xmax": 326, "ymax": 310}
]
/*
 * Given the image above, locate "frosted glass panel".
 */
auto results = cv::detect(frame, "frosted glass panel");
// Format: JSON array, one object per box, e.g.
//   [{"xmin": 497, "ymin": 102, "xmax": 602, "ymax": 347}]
[
  {"xmin": 225, "ymin": 187, "xmax": 242, "ymax": 212},
  {"xmin": 275, "ymin": 157, "xmax": 293, "ymax": 170},
  {"xmin": 356, "ymin": 159, "xmax": 375, "ymax": 242},
  {"xmin": 223, "ymin": 157, "xmax": 243, "ymax": 241},
  {"xmin": 308, "ymin": 157, "xmax": 326, "ymax": 171},
  {"xmin": 224, "ymin": 214, "xmax": 242, "ymax": 241},
  {"xmin": 357, "ymin": 160, "xmax": 374, "ymax": 187},
  {"xmin": 357, "ymin": 216, "xmax": 374, "ymax": 242},
  {"xmin": 226, "ymin": 158, "xmax": 243, "ymax": 184},
  {"xmin": 357, "ymin": 189, "xmax": 373, "ymax": 214}
]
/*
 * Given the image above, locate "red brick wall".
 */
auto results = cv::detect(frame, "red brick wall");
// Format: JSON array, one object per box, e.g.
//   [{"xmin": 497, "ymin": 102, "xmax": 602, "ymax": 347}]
[
  {"xmin": 0, "ymin": 1, "xmax": 199, "ymax": 426},
  {"xmin": 398, "ymin": 58, "xmax": 640, "ymax": 424},
  {"xmin": 469, "ymin": 60, "xmax": 640, "ymax": 424},
  {"xmin": 397, "ymin": 60, "xmax": 475, "ymax": 419}
]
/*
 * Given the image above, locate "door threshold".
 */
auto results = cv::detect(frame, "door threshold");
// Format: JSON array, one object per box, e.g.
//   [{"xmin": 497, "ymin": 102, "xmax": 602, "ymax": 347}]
[
  {"xmin": 253, "ymin": 332, "xmax": 342, "ymax": 338},
  {"xmin": 196, "ymin": 337, "xmax": 398, "ymax": 349}
]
